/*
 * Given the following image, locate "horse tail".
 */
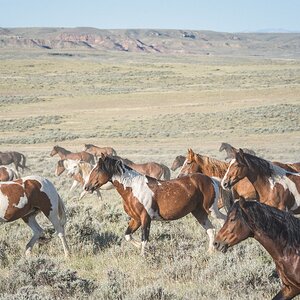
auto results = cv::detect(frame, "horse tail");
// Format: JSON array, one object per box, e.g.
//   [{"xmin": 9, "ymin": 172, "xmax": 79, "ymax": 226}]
[
  {"xmin": 11, "ymin": 168, "xmax": 20, "ymax": 180},
  {"xmin": 20, "ymin": 154, "xmax": 30, "ymax": 170},
  {"xmin": 221, "ymin": 187, "xmax": 234, "ymax": 213},
  {"xmin": 161, "ymin": 164, "xmax": 171, "ymax": 180},
  {"xmin": 57, "ymin": 195, "xmax": 67, "ymax": 227}
]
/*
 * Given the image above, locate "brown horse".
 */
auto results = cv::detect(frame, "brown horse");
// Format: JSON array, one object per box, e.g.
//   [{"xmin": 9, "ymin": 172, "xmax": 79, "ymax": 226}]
[
  {"xmin": 214, "ymin": 198, "xmax": 300, "ymax": 300},
  {"xmin": 0, "ymin": 151, "xmax": 28, "ymax": 172},
  {"xmin": 219, "ymin": 142, "xmax": 256, "ymax": 161},
  {"xmin": 84, "ymin": 155, "xmax": 227, "ymax": 255},
  {"xmin": 83, "ymin": 143, "xmax": 117, "ymax": 157},
  {"xmin": 50, "ymin": 145, "xmax": 95, "ymax": 164},
  {"xmin": 170, "ymin": 155, "xmax": 186, "ymax": 171},
  {"xmin": 0, "ymin": 175, "xmax": 69, "ymax": 257},
  {"xmin": 221, "ymin": 149, "xmax": 300, "ymax": 213},
  {"xmin": 178, "ymin": 149, "xmax": 257, "ymax": 203},
  {"xmin": 0, "ymin": 166, "xmax": 19, "ymax": 181}
]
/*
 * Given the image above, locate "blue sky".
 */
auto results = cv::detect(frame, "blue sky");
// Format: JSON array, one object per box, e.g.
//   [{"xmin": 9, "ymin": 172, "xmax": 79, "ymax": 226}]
[{"xmin": 1, "ymin": 0, "xmax": 299, "ymax": 32}]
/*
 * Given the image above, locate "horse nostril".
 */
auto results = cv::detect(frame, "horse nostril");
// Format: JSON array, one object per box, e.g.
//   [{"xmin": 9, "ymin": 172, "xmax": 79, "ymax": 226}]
[{"xmin": 213, "ymin": 241, "xmax": 219, "ymax": 248}]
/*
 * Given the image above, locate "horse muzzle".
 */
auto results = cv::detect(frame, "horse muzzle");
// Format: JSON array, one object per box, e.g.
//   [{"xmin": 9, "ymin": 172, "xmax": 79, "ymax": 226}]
[{"xmin": 213, "ymin": 240, "xmax": 229, "ymax": 253}]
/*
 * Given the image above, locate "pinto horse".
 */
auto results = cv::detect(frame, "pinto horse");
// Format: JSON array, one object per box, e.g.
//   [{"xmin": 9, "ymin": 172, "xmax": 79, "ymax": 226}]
[
  {"xmin": 0, "ymin": 166, "xmax": 19, "ymax": 181},
  {"xmin": 221, "ymin": 149, "xmax": 300, "ymax": 213},
  {"xmin": 170, "ymin": 155, "xmax": 186, "ymax": 171},
  {"xmin": 83, "ymin": 144, "xmax": 117, "ymax": 157},
  {"xmin": 0, "ymin": 175, "xmax": 69, "ymax": 257},
  {"xmin": 0, "ymin": 151, "xmax": 28, "ymax": 172},
  {"xmin": 84, "ymin": 155, "xmax": 227, "ymax": 255},
  {"xmin": 219, "ymin": 142, "xmax": 256, "ymax": 161},
  {"xmin": 178, "ymin": 149, "xmax": 256, "ymax": 204},
  {"xmin": 214, "ymin": 198, "xmax": 300, "ymax": 300},
  {"xmin": 50, "ymin": 145, "xmax": 95, "ymax": 164}
]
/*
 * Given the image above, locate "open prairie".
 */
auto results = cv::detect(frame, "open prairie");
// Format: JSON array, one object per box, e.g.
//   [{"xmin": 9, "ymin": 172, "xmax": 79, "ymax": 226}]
[{"xmin": 0, "ymin": 48, "xmax": 300, "ymax": 299}]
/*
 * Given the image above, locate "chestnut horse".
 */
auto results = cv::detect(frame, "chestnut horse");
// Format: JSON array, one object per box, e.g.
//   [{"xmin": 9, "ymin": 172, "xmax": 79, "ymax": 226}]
[
  {"xmin": 50, "ymin": 145, "xmax": 95, "ymax": 164},
  {"xmin": 219, "ymin": 142, "xmax": 256, "ymax": 161},
  {"xmin": 170, "ymin": 155, "xmax": 186, "ymax": 171},
  {"xmin": 0, "ymin": 166, "xmax": 19, "ymax": 181},
  {"xmin": 0, "ymin": 175, "xmax": 69, "ymax": 257},
  {"xmin": 221, "ymin": 149, "xmax": 300, "ymax": 213},
  {"xmin": 84, "ymin": 156, "xmax": 227, "ymax": 255},
  {"xmin": 83, "ymin": 144, "xmax": 117, "ymax": 157},
  {"xmin": 214, "ymin": 198, "xmax": 300, "ymax": 300},
  {"xmin": 0, "ymin": 151, "xmax": 28, "ymax": 172},
  {"xmin": 178, "ymin": 149, "xmax": 256, "ymax": 203}
]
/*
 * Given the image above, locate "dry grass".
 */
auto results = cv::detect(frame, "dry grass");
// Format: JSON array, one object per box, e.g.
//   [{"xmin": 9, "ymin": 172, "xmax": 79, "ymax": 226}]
[{"xmin": 0, "ymin": 49, "xmax": 299, "ymax": 299}]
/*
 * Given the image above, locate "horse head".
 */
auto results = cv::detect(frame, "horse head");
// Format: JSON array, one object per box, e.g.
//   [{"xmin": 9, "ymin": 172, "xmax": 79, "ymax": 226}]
[
  {"xmin": 50, "ymin": 145, "xmax": 59, "ymax": 157},
  {"xmin": 177, "ymin": 149, "xmax": 201, "ymax": 178},
  {"xmin": 221, "ymin": 149, "xmax": 249, "ymax": 190},
  {"xmin": 213, "ymin": 198, "xmax": 253, "ymax": 252}
]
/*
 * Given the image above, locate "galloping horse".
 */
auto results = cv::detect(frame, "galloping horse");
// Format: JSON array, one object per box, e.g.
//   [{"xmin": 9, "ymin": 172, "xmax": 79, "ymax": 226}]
[
  {"xmin": 221, "ymin": 149, "xmax": 300, "ymax": 213},
  {"xmin": 0, "ymin": 175, "xmax": 69, "ymax": 257},
  {"xmin": 0, "ymin": 166, "xmax": 19, "ymax": 181},
  {"xmin": 214, "ymin": 198, "xmax": 300, "ymax": 300},
  {"xmin": 83, "ymin": 144, "xmax": 117, "ymax": 157},
  {"xmin": 178, "ymin": 149, "xmax": 256, "ymax": 202},
  {"xmin": 0, "ymin": 151, "xmax": 28, "ymax": 172},
  {"xmin": 54, "ymin": 159, "xmax": 107, "ymax": 199},
  {"xmin": 170, "ymin": 155, "xmax": 186, "ymax": 171},
  {"xmin": 219, "ymin": 142, "xmax": 256, "ymax": 161},
  {"xmin": 50, "ymin": 145, "xmax": 95, "ymax": 164},
  {"xmin": 84, "ymin": 155, "xmax": 227, "ymax": 255}
]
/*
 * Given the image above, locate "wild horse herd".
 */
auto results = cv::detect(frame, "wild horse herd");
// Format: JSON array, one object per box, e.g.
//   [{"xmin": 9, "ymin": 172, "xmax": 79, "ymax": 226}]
[{"xmin": 0, "ymin": 142, "xmax": 300, "ymax": 299}]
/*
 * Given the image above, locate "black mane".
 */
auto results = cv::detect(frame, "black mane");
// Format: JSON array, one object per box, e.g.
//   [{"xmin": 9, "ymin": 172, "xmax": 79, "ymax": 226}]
[
  {"xmin": 235, "ymin": 200, "xmax": 300, "ymax": 249},
  {"xmin": 102, "ymin": 156, "xmax": 132, "ymax": 176},
  {"xmin": 243, "ymin": 152, "xmax": 274, "ymax": 178}
]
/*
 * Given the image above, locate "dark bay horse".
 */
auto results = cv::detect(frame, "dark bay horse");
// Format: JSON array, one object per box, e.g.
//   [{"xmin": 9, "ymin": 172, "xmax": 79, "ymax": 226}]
[
  {"xmin": 83, "ymin": 144, "xmax": 117, "ymax": 157},
  {"xmin": 219, "ymin": 142, "xmax": 256, "ymax": 161},
  {"xmin": 170, "ymin": 155, "xmax": 186, "ymax": 171},
  {"xmin": 0, "ymin": 175, "xmax": 69, "ymax": 257},
  {"xmin": 178, "ymin": 149, "xmax": 257, "ymax": 202},
  {"xmin": 221, "ymin": 149, "xmax": 300, "ymax": 213},
  {"xmin": 84, "ymin": 155, "xmax": 227, "ymax": 255},
  {"xmin": 50, "ymin": 145, "xmax": 95, "ymax": 164},
  {"xmin": 214, "ymin": 198, "xmax": 300, "ymax": 300},
  {"xmin": 0, "ymin": 151, "xmax": 28, "ymax": 172}
]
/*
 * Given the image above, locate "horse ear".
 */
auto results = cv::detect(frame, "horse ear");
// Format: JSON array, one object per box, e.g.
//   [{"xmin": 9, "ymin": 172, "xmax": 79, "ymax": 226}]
[{"xmin": 100, "ymin": 153, "xmax": 106, "ymax": 160}]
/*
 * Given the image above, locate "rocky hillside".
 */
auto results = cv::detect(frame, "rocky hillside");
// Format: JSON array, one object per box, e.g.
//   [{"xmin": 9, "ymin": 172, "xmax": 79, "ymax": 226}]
[{"xmin": 1, "ymin": 27, "xmax": 300, "ymax": 57}]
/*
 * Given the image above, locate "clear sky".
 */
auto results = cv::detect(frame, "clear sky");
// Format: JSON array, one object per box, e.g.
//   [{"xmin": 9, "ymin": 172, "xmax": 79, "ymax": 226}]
[{"xmin": 1, "ymin": 0, "xmax": 299, "ymax": 32}]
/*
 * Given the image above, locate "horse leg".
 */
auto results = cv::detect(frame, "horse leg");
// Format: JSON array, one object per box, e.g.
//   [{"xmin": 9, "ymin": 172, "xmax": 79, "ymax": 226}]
[
  {"xmin": 191, "ymin": 209, "xmax": 215, "ymax": 253},
  {"xmin": 124, "ymin": 218, "xmax": 141, "ymax": 249},
  {"xmin": 22, "ymin": 213, "xmax": 44, "ymax": 257},
  {"xmin": 69, "ymin": 180, "xmax": 79, "ymax": 193},
  {"xmin": 140, "ymin": 212, "xmax": 151, "ymax": 256},
  {"xmin": 209, "ymin": 197, "xmax": 227, "ymax": 226}
]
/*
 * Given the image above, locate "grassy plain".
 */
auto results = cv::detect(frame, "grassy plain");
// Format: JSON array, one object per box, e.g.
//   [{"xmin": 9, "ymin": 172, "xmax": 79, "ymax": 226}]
[{"xmin": 0, "ymin": 49, "xmax": 299, "ymax": 299}]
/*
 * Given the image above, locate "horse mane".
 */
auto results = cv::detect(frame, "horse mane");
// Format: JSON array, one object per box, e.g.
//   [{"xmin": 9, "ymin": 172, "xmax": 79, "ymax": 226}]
[
  {"xmin": 238, "ymin": 200, "xmax": 300, "ymax": 249},
  {"xmin": 196, "ymin": 154, "xmax": 228, "ymax": 176},
  {"xmin": 102, "ymin": 157, "xmax": 130, "ymax": 177},
  {"xmin": 55, "ymin": 145, "xmax": 71, "ymax": 154},
  {"xmin": 242, "ymin": 153, "xmax": 275, "ymax": 178}
]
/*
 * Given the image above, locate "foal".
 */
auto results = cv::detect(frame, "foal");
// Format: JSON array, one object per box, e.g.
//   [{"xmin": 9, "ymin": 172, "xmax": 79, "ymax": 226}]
[
  {"xmin": 214, "ymin": 199, "xmax": 300, "ymax": 300},
  {"xmin": 84, "ymin": 155, "xmax": 226, "ymax": 255}
]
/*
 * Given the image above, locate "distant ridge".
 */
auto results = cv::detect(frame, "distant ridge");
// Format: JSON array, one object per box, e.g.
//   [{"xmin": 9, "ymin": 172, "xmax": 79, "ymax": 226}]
[{"xmin": 1, "ymin": 27, "xmax": 300, "ymax": 57}]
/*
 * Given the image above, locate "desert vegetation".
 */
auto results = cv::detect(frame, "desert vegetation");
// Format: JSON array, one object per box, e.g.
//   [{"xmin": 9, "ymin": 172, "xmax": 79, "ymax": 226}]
[{"xmin": 0, "ymin": 45, "xmax": 299, "ymax": 299}]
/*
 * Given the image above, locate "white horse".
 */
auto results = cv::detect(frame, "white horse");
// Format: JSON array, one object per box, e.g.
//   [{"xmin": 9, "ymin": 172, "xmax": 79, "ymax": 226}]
[{"xmin": 55, "ymin": 159, "xmax": 113, "ymax": 199}]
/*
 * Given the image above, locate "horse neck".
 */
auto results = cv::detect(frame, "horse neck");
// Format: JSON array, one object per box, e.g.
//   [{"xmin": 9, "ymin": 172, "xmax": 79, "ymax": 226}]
[
  {"xmin": 197, "ymin": 155, "xmax": 228, "ymax": 178},
  {"xmin": 57, "ymin": 147, "xmax": 70, "ymax": 156}
]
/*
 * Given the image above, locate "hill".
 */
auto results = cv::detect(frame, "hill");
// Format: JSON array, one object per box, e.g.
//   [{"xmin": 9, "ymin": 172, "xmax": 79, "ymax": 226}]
[{"xmin": 1, "ymin": 27, "xmax": 300, "ymax": 57}]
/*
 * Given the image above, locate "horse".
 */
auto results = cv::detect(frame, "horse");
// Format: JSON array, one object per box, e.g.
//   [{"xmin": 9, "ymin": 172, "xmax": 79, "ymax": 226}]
[
  {"xmin": 55, "ymin": 159, "xmax": 112, "ymax": 199},
  {"xmin": 123, "ymin": 159, "xmax": 171, "ymax": 180},
  {"xmin": 0, "ymin": 175, "xmax": 69, "ymax": 257},
  {"xmin": 83, "ymin": 143, "xmax": 117, "ymax": 157},
  {"xmin": 50, "ymin": 145, "xmax": 95, "ymax": 164},
  {"xmin": 221, "ymin": 149, "xmax": 300, "ymax": 213},
  {"xmin": 214, "ymin": 198, "xmax": 300, "ymax": 300},
  {"xmin": 177, "ymin": 149, "xmax": 257, "ymax": 206},
  {"xmin": 0, "ymin": 151, "xmax": 29, "ymax": 172},
  {"xmin": 84, "ymin": 155, "xmax": 227, "ymax": 255},
  {"xmin": 219, "ymin": 142, "xmax": 256, "ymax": 161},
  {"xmin": 170, "ymin": 155, "xmax": 186, "ymax": 171},
  {"xmin": 0, "ymin": 166, "xmax": 19, "ymax": 181}
]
